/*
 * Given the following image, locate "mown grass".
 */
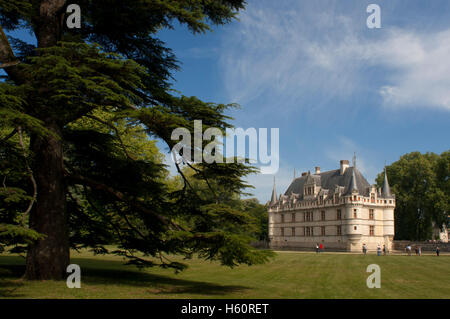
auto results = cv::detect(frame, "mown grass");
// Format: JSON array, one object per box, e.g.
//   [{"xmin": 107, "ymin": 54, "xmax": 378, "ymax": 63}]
[{"xmin": 0, "ymin": 249, "xmax": 448, "ymax": 299}]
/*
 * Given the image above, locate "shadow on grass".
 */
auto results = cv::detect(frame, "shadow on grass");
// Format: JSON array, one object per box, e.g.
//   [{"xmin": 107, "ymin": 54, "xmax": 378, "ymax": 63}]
[
  {"xmin": 0, "ymin": 256, "xmax": 249, "ymax": 297},
  {"xmin": 0, "ymin": 262, "xmax": 26, "ymax": 298}
]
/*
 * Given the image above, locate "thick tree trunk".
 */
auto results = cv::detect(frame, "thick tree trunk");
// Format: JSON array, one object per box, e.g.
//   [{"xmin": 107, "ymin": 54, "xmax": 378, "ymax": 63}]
[
  {"xmin": 23, "ymin": 0, "xmax": 69, "ymax": 281},
  {"xmin": 25, "ymin": 122, "xmax": 69, "ymax": 280}
]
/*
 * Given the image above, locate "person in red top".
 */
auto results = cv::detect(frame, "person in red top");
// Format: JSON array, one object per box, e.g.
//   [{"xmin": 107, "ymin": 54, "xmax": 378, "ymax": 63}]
[{"xmin": 319, "ymin": 243, "xmax": 323, "ymax": 253}]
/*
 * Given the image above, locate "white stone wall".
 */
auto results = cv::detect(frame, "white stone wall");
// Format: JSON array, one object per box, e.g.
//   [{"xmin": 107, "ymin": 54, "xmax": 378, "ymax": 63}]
[{"xmin": 268, "ymin": 196, "xmax": 395, "ymax": 252}]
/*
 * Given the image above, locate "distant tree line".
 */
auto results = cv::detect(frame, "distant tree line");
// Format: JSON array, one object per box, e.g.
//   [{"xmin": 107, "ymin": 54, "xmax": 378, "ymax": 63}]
[{"xmin": 377, "ymin": 151, "xmax": 449, "ymax": 241}]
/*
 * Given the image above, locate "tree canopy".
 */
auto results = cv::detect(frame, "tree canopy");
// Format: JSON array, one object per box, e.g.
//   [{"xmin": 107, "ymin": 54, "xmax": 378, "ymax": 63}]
[
  {"xmin": 376, "ymin": 151, "xmax": 449, "ymax": 241},
  {"xmin": 0, "ymin": 0, "xmax": 273, "ymax": 280}
]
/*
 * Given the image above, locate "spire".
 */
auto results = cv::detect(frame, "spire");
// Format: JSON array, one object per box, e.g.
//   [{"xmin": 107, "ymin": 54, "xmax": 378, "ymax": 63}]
[
  {"xmin": 346, "ymin": 152, "xmax": 359, "ymax": 195},
  {"xmin": 270, "ymin": 176, "xmax": 278, "ymax": 205},
  {"xmin": 382, "ymin": 165, "xmax": 392, "ymax": 198},
  {"xmin": 347, "ymin": 166, "xmax": 359, "ymax": 194}
]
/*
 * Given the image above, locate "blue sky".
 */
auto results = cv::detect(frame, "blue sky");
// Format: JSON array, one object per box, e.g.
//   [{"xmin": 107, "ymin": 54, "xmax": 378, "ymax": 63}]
[
  {"xmin": 4, "ymin": 1, "xmax": 450, "ymax": 203},
  {"xmin": 156, "ymin": 0, "xmax": 450, "ymax": 202}
]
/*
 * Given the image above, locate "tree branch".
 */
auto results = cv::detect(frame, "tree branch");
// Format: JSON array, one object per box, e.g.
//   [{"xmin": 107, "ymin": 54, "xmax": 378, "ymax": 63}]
[
  {"xmin": 0, "ymin": 60, "xmax": 20, "ymax": 68},
  {"xmin": 81, "ymin": 185, "xmax": 129, "ymax": 250},
  {"xmin": 0, "ymin": 24, "xmax": 22, "ymax": 82},
  {"xmin": 17, "ymin": 126, "xmax": 37, "ymax": 226},
  {"xmin": 84, "ymin": 114, "xmax": 135, "ymax": 161},
  {"xmin": 185, "ymin": 161, "xmax": 218, "ymax": 200},
  {"xmin": 65, "ymin": 171, "xmax": 185, "ymax": 231},
  {"xmin": 0, "ymin": 128, "xmax": 18, "ymax": 143}
]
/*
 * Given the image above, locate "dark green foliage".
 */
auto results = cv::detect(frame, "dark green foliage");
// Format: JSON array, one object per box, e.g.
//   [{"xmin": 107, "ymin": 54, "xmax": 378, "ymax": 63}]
[
  {"xmin": 0, "ymin": 0, "xmax": 273, "ymax": 273},
  {"xmin": 376, "ymin": 151, "xmax": 449, "ymax": 241},
  {"xmin": 0, "ymin": 125, "xmax": 43, "ymax": 253},
  {"xmin": 241, "ymin": 198, "xmax": 269, "ymax": 241}
]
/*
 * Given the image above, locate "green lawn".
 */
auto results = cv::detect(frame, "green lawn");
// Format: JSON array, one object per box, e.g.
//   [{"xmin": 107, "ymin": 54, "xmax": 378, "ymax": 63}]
[{"xmin": 0, "ymin": 249, "xmax": 449, "ymax": 298}]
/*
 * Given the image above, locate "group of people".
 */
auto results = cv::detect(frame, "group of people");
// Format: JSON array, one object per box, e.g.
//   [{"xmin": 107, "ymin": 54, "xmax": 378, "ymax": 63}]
[
  {"xmin": 314, "ymin": 242, "xmax": 442, "ymax": 256},
  {"xmin": 405, "ymin": 244, "xmax": 420, "ymax": 256},
  {"xmin": 405, "ymin": 244, "xmax": 441, "ymax": 256},
  {"xmin": 315, "ymin": 243, "xmax": 324, "ymax": 253},
  {"xmin": 362, "ymin": 243, "xmax": 387, "ymax": 256}
]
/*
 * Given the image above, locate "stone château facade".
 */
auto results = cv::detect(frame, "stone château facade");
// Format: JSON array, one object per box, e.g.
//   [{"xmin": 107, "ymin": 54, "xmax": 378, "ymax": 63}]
[{"xmin": 267, "ymin": 158, "xmax": 395, "ymax": 252}]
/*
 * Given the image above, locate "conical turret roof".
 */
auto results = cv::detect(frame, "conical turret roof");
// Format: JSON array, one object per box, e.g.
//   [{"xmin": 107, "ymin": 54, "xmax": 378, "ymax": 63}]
[
  {"xmin": 270, "ymin": 176, "xmax": 277, "ymax": 205},
  {"xmin": 382, "ymin": 167, "xmax": 393, "ymax": 198},
  {"xmin": 346, "ymin": 166, "xmax": 359, "ymax": 195}
]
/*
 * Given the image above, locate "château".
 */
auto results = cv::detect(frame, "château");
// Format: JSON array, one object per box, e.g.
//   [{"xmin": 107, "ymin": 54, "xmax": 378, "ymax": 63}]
[{"xmin": 268, "ymin": 158, "xmax": 395, "ymax": 252}]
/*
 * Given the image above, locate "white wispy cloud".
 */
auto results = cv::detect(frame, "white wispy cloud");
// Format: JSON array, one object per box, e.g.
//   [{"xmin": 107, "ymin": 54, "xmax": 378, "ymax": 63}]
[{"xmin": 220, "ymin": 1, "xmax": 450, "ymax": 111}]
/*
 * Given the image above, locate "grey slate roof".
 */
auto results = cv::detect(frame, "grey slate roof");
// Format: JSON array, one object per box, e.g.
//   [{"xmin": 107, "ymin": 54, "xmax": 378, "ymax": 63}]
[
  {"xmin": 382, "ymin": 168, "xmax": 393, "ymax": 198},
  {"xmin": 284, "ymin": 167, "xmax": 371, "ymax": 198},
  {"xmin": 270, "ymin": 177, "xmax": 278, "ymax": 205},
  {"xmin": 346, "ymin": 167, "xmax": 359, "ymax": 195}
]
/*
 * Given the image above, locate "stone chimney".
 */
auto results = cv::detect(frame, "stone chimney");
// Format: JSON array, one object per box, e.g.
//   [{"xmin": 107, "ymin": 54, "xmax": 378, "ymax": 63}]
[
  {"xmin": 340, "ymin": 160, "xmax": 349, "ymax": 175},
  {"xmin": 315, "ymin": 166, "xmax": 320, "ymax": 174}
]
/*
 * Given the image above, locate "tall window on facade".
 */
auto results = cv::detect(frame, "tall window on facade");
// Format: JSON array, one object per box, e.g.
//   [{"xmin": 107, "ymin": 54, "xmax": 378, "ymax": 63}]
[
  {"xmin": 281, "ymin": 227, "xmax": 284, "ymax": 236},
  {"xmin": 371, "ymin": 193, "xmax": 375, "ymax": 203},
  {"xmin": 321, "ymin": 210, "xmax": 325, "ymax": 221},
  {"xmin": 306, "ymin": 227, "xmax": 310, "ymax": 237},
  {"xmin": 311, "ymin": 227, "xmax": 314, "ymax": 236},
  {"xmin": 281, "ymin": 214, "xmax": 284, "ymax": 223},
  {"xmin": 321, "ymin": 226, "xmax": 325, "ymax": 236},
  {"xmin": 303, "ymin": 227, "xmax": 306, "ymax": 236},
  {"xmin": 337, "ymin": 209, "xmax": 341, "ymax": 220},
  {"xmin": 292, "ymin": 213, "xmax": 295, "ymax": 222},
  {"xmin": 370, "ymin": 226, "xmax": 374, "ymax": 236},
  {"xmin": 353, "ymin": 209, "xmax": 357, "ymax": 218},
  {"xmin": 337, "ymin": 225, "xmax": 342, "ymax": 236},
  {"xmin": 292, "ymin": 227, "xmax": 295, "ymax": 236},
  {"xmin": 369, "ymin": 209, "xmax": 374, "ymax": 220},
  {"xmin": 303, "ymin": 212, "xmax": 306, "ymax": 222}
]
